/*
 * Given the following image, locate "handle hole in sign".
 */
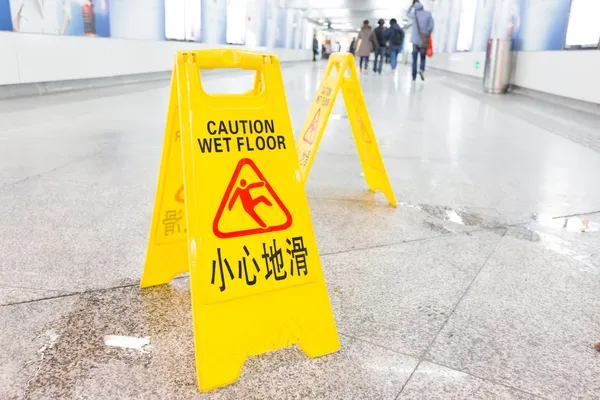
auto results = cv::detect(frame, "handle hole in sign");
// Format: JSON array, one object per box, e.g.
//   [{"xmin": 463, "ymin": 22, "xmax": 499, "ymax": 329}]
[{"xmin": 200, "ymin": 69, "xmax": 264, "ymax": 95}]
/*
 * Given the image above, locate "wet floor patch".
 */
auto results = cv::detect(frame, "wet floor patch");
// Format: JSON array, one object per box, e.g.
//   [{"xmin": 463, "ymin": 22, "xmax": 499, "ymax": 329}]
[
  {"xmin": 405, "ymin": 202, "xmax": 599, "ymax": 271},
  {"xmin": 531, "ymin": 212, "xmax": 600, "ymax": 233},
  {"xmin": 417, "ymin": 204, "xmax": 506, "ymax": 230},
  {"xmin": 422, "ymin": 221, "xmax": 453, "ymax": 235},
  {"xmin": 398, "ymin": 202, "xmax": 509, "ymax": 236},
  {"xmin": 507, "ymin": 226, "xmax": 541, "ymax": 242},
  {"xmin": 507, "ymin": 212, "xmax": 600, "ymax": 271},
  {"xmin": 18, "ymin": 282, "xmax": 197, "ymax": 399}
]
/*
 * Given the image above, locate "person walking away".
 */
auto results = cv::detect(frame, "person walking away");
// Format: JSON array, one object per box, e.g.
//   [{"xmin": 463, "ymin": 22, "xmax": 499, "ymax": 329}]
[
  {"xmin": 312, "ymin": 34, "xmax": 319, "ymax": 61},
  {"xmin": 407, "ymin": 0, "xmax": 434, "ymax": 80},
  {"xmin": 372, "ymin": 19, "xmax": 386, "ymax": 74},
  {"xmin": 349, "ymin": 37, "xmax": 357, "ymax": 56},
  {"xmin": 383, "ymin": 18, "xmax": 405, "ymax": 75},
  {"xmin": 356, "ymin": 20, "xmax": 376, "ymax": 74}
]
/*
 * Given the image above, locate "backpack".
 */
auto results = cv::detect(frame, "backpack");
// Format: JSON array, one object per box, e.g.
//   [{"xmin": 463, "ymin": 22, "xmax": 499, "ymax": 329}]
[
  {"xmin": 391, "ymin": 28, "xmax": 404, "ymax": 46},
  {"xmin": 374, "ymin": 26, "xmax": 385, "ymax": 47}
]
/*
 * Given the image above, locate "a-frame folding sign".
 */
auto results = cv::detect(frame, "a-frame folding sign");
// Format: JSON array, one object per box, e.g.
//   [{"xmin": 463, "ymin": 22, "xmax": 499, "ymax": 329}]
[
  {"xmin": 141, "ymin": 50, "xmax": 339, "ymax": 392},
  {"xmin": 296, "ymin": 53, "xmax": 397, "ymax": 206}
]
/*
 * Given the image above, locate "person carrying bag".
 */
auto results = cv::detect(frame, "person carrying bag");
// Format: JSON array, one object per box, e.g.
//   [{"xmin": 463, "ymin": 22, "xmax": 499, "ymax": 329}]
[{"xmin": 408, "ymin": 0, "xmax": 434, "ymax": 81}]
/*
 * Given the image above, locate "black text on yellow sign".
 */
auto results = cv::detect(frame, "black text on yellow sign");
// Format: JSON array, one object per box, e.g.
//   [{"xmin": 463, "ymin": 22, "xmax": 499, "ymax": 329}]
[
  {"xmin": 296, "ymin": 53, "xmax": 397, "ymax": 206},
  {"xmin": 198, "ymin": 119, "xmax": 287, "ymax": 153},
  {"xmin": 141, "ymin": 49, "xmax": 340, "ymax": 392}
]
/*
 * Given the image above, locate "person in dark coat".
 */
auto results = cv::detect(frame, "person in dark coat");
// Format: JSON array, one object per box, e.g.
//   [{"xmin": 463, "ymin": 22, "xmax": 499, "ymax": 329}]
[
  {"xmin": 383, "ymin": 18, "xmax": 405, "ymax": 75},
  {"xmin": 372, "ymin": 19, "xmax": 386, "ymax": 74},
  {"xmin": 349, "ymin": 37, "xmax": 357, "ymax": 55}
]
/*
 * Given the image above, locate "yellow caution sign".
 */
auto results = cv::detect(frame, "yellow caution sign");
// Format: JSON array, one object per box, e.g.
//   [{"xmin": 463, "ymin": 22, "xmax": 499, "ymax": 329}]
[
  {"xmin": 141, "ymin": 71, "xmax": 188, "ymax": 288},
  {"xmin": 141, "ymin": 49, "xmax": 340, "ymax": 392},
  {"xmin": 296, "ymin": 53, "xmax": 397, "ymax": 206}
]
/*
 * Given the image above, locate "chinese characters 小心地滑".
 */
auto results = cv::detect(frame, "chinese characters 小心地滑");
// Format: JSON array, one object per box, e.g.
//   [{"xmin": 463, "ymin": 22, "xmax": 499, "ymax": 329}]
[{"xmin": 210, "ymin": 236, "xmax": 309, "ymax": 292}]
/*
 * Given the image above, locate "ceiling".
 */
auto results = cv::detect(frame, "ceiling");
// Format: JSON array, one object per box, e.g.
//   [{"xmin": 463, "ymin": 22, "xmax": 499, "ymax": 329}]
[{"xmin": 285, "ymin": 0, "xmax": 435, "ymax": 31}]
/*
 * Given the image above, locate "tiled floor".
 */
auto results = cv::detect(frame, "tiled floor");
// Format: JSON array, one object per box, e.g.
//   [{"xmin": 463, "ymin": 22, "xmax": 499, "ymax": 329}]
[{"xmin": 1, "ymin": 60, "xmax": 600, "ymax": 399}]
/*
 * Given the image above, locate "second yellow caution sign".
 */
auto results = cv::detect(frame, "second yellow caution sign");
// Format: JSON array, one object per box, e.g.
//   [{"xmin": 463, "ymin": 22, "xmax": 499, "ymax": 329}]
[
  {"xmin": 141, "ymin": 49, "xmax": 340, "ymax": 392},
  {"xmin": 296, "ymin": 53, "xmax": 397, "ymax": 206}
]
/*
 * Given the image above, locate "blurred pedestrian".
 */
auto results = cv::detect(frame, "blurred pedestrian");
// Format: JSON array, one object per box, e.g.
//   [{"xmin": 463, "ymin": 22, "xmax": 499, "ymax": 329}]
[
  {"xmin": 356, "ymin": 20, "xmax": 376, "ymax": 74},
  {"xmin": 383, "ymin": 18, "xmax": 405, "ymax": 75},
  {"xmin": 349, "ymin": 37, "xmax": 357, "ymax": 56},
  {"xmin": 372, "ymin": 19, "xmax": 386, "ymax": 74},
  {"xmin": 312, "ymin": 34, "xmax": 319, "ymax": 61},
  {"xmin": 407, "ymin": 0, "xmax": 434, "ymax": 80}
]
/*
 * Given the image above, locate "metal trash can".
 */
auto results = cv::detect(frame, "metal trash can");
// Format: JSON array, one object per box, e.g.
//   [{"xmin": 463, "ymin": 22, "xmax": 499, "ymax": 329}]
[{"xmin": 483, "ymin": 38, "xmax": 512, "ymax": 94}]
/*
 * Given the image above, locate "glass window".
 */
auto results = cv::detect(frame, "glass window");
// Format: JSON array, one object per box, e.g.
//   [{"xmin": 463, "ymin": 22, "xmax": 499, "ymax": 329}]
[
  {"xmin": 456, "ymin": 0, "xmax": 478, "ymax": 51},
  {"xmin": 564, "ymin": 0, "xmax": 600, "ymax": 49},
  {"xmin": 226, "ymin": 0, "xmax": 248, "ymax": 45},
  {"xmin": 165, "ymin": 0, "xmax": 201, "ymax": 41},
  {"xmin": 305, "ymin": 23, "xmax": 315, "ymax": 50}
]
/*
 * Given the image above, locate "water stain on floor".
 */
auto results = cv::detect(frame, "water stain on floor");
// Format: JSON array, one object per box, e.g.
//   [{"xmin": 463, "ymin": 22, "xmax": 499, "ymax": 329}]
[
  {"xmin": 417, "ymin": 204, "xmax": 506, "ymax": 230},
  {"xmin": 421, "ymin": 221, "xmax": 453, "ymax": 235},
  {"xmin": 19, "ymin": 283, "xmax": 197, "ymax": 400},
  {"xmin": 507, "ymin": 226, "xmax": 541, "ymax": 242}
]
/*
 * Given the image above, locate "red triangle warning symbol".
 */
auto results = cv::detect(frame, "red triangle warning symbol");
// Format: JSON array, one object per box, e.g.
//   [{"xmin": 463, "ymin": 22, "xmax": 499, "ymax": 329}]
[
  {"xmin": 302, "ymin": 108, "xmax": 321, "ymax": 144},
  {"xmin": 175, "ymin": 185, "xmax": 185, "ymax": 203},
  {"xmin": 213, "ymin": 158, "xmax": 293, "ymax": 239}
]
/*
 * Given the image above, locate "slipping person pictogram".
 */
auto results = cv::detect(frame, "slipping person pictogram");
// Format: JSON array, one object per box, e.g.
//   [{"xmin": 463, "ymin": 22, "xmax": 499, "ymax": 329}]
[
  {"xmin": 355, "ymin": 109, "xmax": 371, "ymax": 144},
  {"xmin": 213, "ymin": 158, "xmax": 292, "ymax": 239},
  {"xmin": 302, "ymin": 109, "xmax": 321, "ymax": 144},
  {"xmin": 228, "ymin": 179, "xmax": 273, "ymax": 229}
]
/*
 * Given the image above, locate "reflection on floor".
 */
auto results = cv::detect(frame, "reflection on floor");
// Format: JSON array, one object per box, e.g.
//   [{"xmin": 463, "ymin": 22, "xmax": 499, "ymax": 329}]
[{"xmin": 1, "ymin": 61, "xmax": 600, "ymax": 399}]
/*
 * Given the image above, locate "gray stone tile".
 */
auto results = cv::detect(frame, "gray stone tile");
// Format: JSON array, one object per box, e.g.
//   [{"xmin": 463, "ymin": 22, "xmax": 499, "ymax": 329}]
[
  {"xmin": 0, "ymin": 137, "xmax": 99, "ymax": 188},
  {"xmin": 305, "ymin": 153, "xmax": 491, "ymax": 209},
  {"xmin": 309, "ymin": 197, "xmax": 515, "ymax": 255},
  {"xmin": 0, "ymin": 279, "xmax": 417, "ymax": 400},
  {"xmin": 399, "ymin": 361, "xmax": 540, "ymax": 400},
  {"xmin": 518, "ymin": 213, "xmax": 600, "ymax": 270},
  {"xmin": 0, "ymin": 286, "xmax": 72, "ymax": 306},
  {"xmin": 0, "ymin": 223, "xmax": 146, "ymax": 293},
  {"xmin": 1, "ymin": 60, "xmax": 600, "ymax": 399},
  {"xmin": 323, "ymin": 229, "xmax": 503, "ymax": 358},
  {"xmin": 304, "ymin": 152, "xmax": 392, "ymax": 203},
  {"xmin": 205, "ymin": 334, "xmax": 416, "ymax": 400},
  {"xmin": 0, "ymin": 177, "xmax": 120, "ymax": 229},
  {"xmin": 39, "ymin": 142, "xmax": 163, "ymax": 187},
  {"xmin": 427, "ymin": 230, "xmax": 600, "ymax": 399},
  {"xmin": 309, "ymin": 197, "xmax": 440, "ymax": 254}
]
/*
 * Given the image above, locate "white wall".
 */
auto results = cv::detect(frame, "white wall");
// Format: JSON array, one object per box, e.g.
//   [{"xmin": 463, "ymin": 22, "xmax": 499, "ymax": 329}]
[
  {"xmin": 511, "ymin": 51, "xmax": 600, "ymax": 104},
  {"xmin": 428, "ymin": 0, "xmax": 600, "ymax": 105},
  {"xmin": 0, "ymin": 31, "xmax": 312, "ymax": 86},
  {"xmin": 110, "ymin": 0, "xmax": 164, "ymax": 41},
  {"xmin": 428, "ymin": 52, "xmax": 486, "ymax": 79},
  {"xmin": 428, "ymin": 50, "xmax": 600, "ymax": 104}
]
